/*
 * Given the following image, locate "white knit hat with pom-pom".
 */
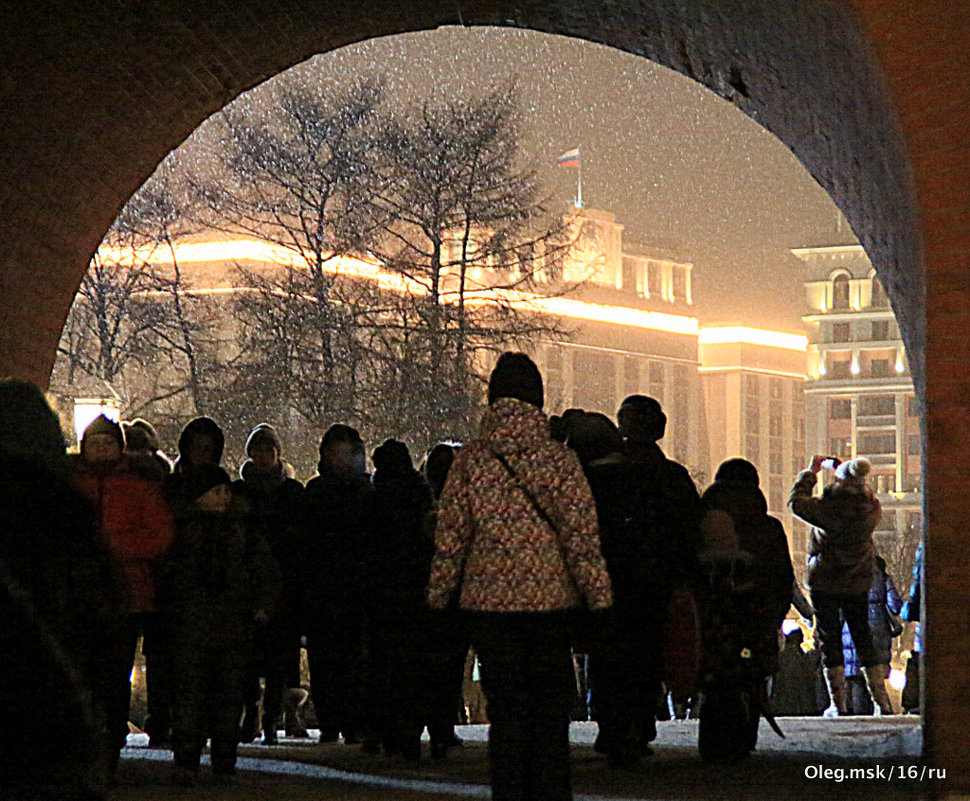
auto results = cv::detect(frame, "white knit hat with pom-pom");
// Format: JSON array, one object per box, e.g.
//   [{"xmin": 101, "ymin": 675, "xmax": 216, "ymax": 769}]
[{"xmin": 835, "ymin": 457, "xmax": 872, "ymax": 483}]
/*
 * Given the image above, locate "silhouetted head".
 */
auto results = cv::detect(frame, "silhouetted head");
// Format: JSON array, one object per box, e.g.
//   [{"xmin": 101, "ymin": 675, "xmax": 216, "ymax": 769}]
[
  {"xmin": 372, "ymin": 438, "xmax": 413, "ymax": 479},
  {"xmin": 81, "ymin": 414, "xmax": 125, "ymax": 464},
  {"xmin": 565, "ymin": 412, "xmax": 624, "ymax": 465},
  {"xmin": 714, "ymin": 458, "xmax": 760, "ymax": 486},
  {"xmin": 487, "ymin": 352, "xmax": 544, "ymax": 410},
  {"xmin": 617, "ymin": 395, "xmax": 666, "ymax": 444},
  {"xmin": 185, "ymin": 463, "xmax": 232, "ymax": 513},
  {"xmin": 0, "ymin": 378, "xmax": 67, "ymax": 471},
  {"xmin": 123, "ymin": 418, "xmax": 159, "ymax": 453},
  {"xmin": 178, "ymin": 417, "xmax": 225, "ymax": 466},
  {"xmin": 423, "ymin": 442, "xmax": 459, "ymax": 499},
  {"xmin": 319, "ymin": 423, "xmax": 366, "ymax": 476},
  {"xmin": 246, "ymin": 423, "xmax": 282, "ymax": 469}
]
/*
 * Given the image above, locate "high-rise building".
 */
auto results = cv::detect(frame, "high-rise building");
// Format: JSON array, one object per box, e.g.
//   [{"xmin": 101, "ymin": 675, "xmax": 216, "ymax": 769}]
[
  {"xmin": 698, "ymin": 326, "xmax": 808, "ymax": 563},
  {"xmin": 536, "ymin": 207, "xmax": 708, "ymax": 474},
  {"xmin": 793, "ymin": 244, "xmax": 922, "ymax": 564}
]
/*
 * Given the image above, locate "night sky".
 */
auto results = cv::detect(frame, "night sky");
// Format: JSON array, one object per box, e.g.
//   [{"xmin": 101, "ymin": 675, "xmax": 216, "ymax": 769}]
[{"xmin": 184, "ymin": 26, "xmax": 861, "ymax": 332}]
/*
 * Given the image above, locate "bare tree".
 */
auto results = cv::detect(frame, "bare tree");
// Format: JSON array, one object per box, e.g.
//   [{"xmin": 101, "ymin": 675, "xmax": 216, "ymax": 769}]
[
  {"xmin": 369, "ymin": 86, "xmax": 573, "ymax": 438},
  {"xmin": 124, "ymin": 166, "xmax": 220, "ymax": 417},
  {"xmin": 191, "ymin": 79, "xmax": 386, "ymax": 428},
  {"xmin": 182, "ymin": 79, "xmax": 574, "ymax": 451},
  {"xmin": 53, "ymin": 154, "xmax": 225, "ymax": 430},
  {"xmin": 56, "ymin": 203, "xmax": 172, "ymax": 387}
]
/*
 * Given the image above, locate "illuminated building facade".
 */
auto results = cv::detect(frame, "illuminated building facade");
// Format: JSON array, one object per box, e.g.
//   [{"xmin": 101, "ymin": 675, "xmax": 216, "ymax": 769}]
[
  {"xmin": 535, "ymin": 208, "xmax": 708, "ymax": 474},
  {"xmin": 54, "ymin": 207, "xmax": 814, "ymax": 569},
  {"xmin": 698, "ymin": 327, "xmax": 809, "ymax": 564},
  {"xmin": 794, "ymin": 244, "xmax": 922, "ymax": 561}
]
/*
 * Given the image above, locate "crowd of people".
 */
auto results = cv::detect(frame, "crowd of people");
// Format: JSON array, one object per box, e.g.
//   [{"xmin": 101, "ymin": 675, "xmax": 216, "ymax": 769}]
[{"xmin": 0, "ymin": 352, "xmax": 919, "ymax": 801}]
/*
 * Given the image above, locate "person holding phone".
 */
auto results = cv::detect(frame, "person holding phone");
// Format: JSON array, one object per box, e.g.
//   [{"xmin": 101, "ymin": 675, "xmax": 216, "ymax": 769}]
[{"xmin": 788, "ymin": 455, "xmax": 887, "ymax": 716}]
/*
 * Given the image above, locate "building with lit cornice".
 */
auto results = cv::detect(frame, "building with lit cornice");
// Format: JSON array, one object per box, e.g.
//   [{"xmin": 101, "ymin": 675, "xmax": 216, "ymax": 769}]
[
  {"xmin": 794, "ymin": 243, "xmax": 922, "ymax": 567},
  {"xmin": 698, "ymin": 326, "xmax": 809, "ymax": 565},
  {"xmin": 53, "ymin": 208, "xmax": 814, "ymax": 574},
  {"xmin": 534, "ymin": 207, "xmax": 708, "ymax": 475}
]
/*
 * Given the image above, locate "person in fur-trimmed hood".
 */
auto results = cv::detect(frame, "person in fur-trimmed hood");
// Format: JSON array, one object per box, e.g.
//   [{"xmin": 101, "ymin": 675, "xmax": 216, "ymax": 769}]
[
  {"xmin": 789, "ymin": 455, "xmax": 887, "ymax": 716},
  {"xmin": 232, "ymin": 423, "xmax": 305, "ymax": 744},
  {"xmin": 427, "ymin": 352, "xmax": 611, "ymax": 801},
  {"xmin": 122, "ymin": 418, "xmax": 172, "ymax": 483}
]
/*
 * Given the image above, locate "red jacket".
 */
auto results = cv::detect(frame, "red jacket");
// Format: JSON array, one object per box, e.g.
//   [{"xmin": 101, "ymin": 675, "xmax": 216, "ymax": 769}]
[{"xmin": 73, "ymin": 455, "xmax": 175, "ymax": 612}]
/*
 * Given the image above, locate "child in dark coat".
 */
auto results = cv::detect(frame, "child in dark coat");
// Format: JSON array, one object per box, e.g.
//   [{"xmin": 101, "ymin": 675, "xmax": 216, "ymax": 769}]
[
  {"xmin": 167, "ymin": 464, "xmax": 281, "ymax": 785},
  {"xmin": 696, "ymin": 459, "xmax": 794, "ymax": 763}
]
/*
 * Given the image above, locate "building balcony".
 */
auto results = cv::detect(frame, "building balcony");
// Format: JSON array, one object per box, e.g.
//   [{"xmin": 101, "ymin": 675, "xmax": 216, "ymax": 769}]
[
  {"xmin": 805, "ymin": 375, "xmax": 913, "ymax": 392},
  {"xmin": 877, "ymin": 490, "xmax": 923, "ymax": 507},
  {"xmin": 860, "ymin": 453, "xmax": 897, "ymax": 465},
  {"xmin": 856, "ymin": 414, "xmax": 897, "ymax": 428}
]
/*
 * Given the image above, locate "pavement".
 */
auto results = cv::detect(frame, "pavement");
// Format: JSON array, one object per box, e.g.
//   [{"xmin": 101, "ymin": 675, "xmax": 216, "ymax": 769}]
[{"xmin": 106, "ymin": 717, "xmax": 936, "ymax": 800}]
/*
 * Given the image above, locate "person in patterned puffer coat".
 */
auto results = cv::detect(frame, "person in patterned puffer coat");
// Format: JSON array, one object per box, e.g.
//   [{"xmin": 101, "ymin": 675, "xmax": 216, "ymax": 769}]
[{"xmin": 427, "ymin": 352, "xmax": 613, "ymax": 801}]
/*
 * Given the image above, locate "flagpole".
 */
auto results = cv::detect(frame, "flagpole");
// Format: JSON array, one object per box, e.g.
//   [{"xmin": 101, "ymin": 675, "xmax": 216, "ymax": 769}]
[{"xmin": 577, "ymin": 146, "xmax": 583, "ymax": 208}]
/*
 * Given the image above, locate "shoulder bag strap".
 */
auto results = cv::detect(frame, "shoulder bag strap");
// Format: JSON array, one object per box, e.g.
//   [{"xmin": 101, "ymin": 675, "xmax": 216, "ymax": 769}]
[
  {"xmin": 492, "ymin": 451, "xmax": 561, "ymax": 539},
  {"xmin": 492, "ymin": 452, "xmax": 582, "ymax": 598}
]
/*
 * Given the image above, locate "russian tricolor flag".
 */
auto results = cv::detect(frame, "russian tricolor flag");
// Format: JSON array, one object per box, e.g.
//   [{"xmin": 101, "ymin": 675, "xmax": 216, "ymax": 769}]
[{"xmin": 557, "ymin": 148, "xmax": 580, "ymax": 168}]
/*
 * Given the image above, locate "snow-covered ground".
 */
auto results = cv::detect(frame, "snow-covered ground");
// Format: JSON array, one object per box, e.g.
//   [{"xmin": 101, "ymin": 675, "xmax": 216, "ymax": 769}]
[{"xmin": 126, "ymin": 716, "xmax": 921, "ymax": 759}]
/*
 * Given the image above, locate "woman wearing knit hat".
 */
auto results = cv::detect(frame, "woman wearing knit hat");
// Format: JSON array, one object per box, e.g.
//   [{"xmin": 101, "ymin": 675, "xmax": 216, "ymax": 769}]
[
  {"xmin": 232, "ymin": 423, "xmax": 306, "ymax": 745},
  {"xmin": 427, "ymin": 352, "xmax": 612, "ymax": 801},
  {"xmin": 166, "ymin": 463, "xmax": 281, "ymax": 785},
  {"xmin": 789, "ymin": 455, "xmax": 888, "ymax": 715},
  {"xmin": 71, "ymin": 414, "xmax": 176, "ymax": 776}
]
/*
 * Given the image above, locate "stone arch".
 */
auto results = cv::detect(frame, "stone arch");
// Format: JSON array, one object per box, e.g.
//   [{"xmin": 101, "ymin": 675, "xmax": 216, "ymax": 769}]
[
  {"xmin": 3, "ymin": 0, "xmax": 970, "ymax": 791},
  {"xmin": 0, "ymin": 1, "xmax": 921, "ymax": 391}
]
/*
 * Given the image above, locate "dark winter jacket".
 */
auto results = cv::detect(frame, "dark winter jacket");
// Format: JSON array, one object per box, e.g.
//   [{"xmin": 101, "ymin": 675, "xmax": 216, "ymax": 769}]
[
  {"xmin": 696, "ymin": 480, "xmax": 795, "ymax": 680},
  {"xmin": 71, "ymin": 453, "xmax": 176, "ymax": 612},
  {"xmin": 299, "ymin": 467, "xmax": 375, "ymax": 622},
  {"xmin": 427, "ymin": 398, "xmax": 612, "ymax": 613},
  {"xmin": 581, "ymin": 456, "xmax": 685, "ymax": 620},
  {"xmin": 166, "ymin": 511, "xmax": 281, "ymax": 650},
  {"xmin": 367, "ymin": 465, "xmax": 435, "ymax": 631},
  {"xmin": 0, "ymin": 453, "xmax": 126, "ymax": 683},
  {"xmin": 232, "ymin": 460, "xmax": 304, "ymax": 622},
  {"xmin": 842, "ymin": 556, "xmax": 903, "ymax": 675},
  {"xmin": 623, "ymin": 440, "xmax": 702, "ymax": 578},
  {"xmin": 700, "ymin": 480, "xmax": 794, "ymax": 626},
  {"xmin": 789, "ymin": 470, "xmax": 881, "ymax": 594}
]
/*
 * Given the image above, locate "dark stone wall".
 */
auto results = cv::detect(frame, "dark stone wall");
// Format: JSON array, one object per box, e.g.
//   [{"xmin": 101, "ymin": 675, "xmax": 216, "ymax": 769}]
[
  {"xmin": 851, "ymin": 0, "xmax": 970, "ymax": 783},
  {"xmin": 0, "ymin": 0, "xmax": 921, "ymax": 387}
]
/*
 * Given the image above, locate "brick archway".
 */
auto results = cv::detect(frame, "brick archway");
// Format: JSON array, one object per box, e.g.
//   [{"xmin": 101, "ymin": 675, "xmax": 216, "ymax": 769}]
[{"xmin": 2, "ymin": 0, "xmax": 968, "ymax": 791}]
